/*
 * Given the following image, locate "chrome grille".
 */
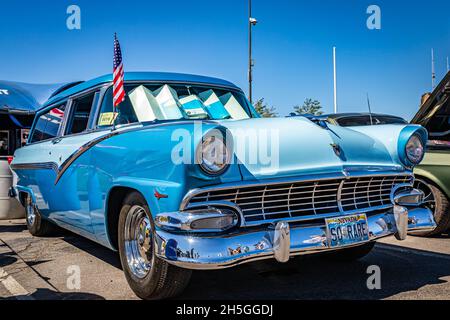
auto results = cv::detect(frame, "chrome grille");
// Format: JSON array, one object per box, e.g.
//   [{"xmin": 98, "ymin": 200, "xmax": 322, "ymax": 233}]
[{"xmin": 186, "ymin": 174, "xmax": 413, "ymax": 225}]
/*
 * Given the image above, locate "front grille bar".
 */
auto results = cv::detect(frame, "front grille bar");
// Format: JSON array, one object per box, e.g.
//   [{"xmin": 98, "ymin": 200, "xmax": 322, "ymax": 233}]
[{"xmin": 182, "ymin": 173, "xmax": 414, "ymax": 226}]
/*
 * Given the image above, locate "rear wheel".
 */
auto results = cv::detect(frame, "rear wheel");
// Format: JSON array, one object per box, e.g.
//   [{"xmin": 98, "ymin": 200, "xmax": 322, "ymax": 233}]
[
  {"xmin": 414, "ymin": 179, "xmax": 450, "ymax": 236},
  {"xmin": 325, "ymin": 242, "xmax": 375, "ymax": 261},
  {"xmin": 118, "ymin": 192, "xmax": 192, "ymax": 300},
  {"xmin": 25, "ymin": 196, "xmax": 56, "ymax": 237}
]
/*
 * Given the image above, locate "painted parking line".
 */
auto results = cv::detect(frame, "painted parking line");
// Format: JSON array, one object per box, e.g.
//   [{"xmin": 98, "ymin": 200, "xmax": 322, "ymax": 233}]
[{"xmin": 0, "ymin": 268, "xmax": 34, "ymax": 300}]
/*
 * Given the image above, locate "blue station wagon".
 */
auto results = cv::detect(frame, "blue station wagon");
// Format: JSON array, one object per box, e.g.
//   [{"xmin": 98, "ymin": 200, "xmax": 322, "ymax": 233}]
[{"xmin": 11, "ymin": 72, "xmax": 436, "ymax": 299}]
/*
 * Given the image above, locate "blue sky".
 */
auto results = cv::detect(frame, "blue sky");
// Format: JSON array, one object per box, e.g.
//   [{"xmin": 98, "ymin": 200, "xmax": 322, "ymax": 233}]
[{"xmin": 1, "ymin": 0, "xmax": 449, "ymax": 120}]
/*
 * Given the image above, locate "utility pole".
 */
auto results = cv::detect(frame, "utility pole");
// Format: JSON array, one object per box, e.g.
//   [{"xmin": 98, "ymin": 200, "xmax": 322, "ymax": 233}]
[
  {"xmin": 248, "ymin": 0, "xmax": 257, "ymax": 104},
  {"xmin": 431, "ymin": 48, "xmax": 436, "ymax": 90},
  {"xmin": 333, "ymin": 46, "xmax": 338, "ymax": 114}
]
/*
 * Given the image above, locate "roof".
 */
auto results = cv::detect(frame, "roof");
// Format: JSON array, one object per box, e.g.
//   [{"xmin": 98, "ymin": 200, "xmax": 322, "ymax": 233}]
[
  {"xmin": 0, "ymin": 81, "xmax": 63, "ymax": 114},
  {"xmin": 45, "ymin": 72, "xmax": 240, "ymax": 106},
  {"xmin": 411, "ymin": 71, "xmax": 450, "ymax": 125}
]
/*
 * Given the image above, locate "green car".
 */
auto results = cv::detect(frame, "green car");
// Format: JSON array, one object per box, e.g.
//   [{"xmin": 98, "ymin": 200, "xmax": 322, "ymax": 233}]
[{"xmin": 411, "ymin": 71, "xmax": 450, "ymax": 236}]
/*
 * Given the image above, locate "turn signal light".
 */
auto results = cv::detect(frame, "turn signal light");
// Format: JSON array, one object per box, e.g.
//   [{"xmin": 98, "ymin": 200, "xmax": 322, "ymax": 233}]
[{"xmin": 7, "ymin": 156, "xmax": 14, "ymax": 165}]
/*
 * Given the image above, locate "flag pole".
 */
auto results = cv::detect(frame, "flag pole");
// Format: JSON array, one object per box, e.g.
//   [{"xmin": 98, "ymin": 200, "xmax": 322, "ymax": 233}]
[
  {"xmin": 333, "ymin": 46, "xmax": 338, "ymax": 114},
  {"xmin": 112, "ymin": 32, "xmax": 117, "ymax": 131}
]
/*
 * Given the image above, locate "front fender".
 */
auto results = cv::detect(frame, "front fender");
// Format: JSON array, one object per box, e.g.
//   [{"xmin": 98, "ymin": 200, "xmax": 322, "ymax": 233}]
[{"xmin": 110, "ymin": 177, "xmax": 185, "ymax": 216}]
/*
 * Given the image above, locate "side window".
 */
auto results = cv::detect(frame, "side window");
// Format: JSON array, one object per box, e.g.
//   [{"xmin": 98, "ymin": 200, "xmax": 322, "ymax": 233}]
[
  {"xmin": 97, "ymin": 86, "xmax": 139, "ymax": 127},
  {"xmin": 65, "ymin": 92, "xmax": 97, "ymax": 135},
  {"xmin": 30, "ymin": 104, "xmax": 67, "ymax": 143}
]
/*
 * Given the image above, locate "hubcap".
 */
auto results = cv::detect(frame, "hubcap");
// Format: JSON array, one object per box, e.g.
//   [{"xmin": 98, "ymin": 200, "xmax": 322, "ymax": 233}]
[
  {"xmin": 26, "ymin": 202, "xmax": 36, "ymax": 226},
  {"xmin": 124, "ymin": 205, "xmax": 153, "ymax": 278},
  {"xmin": 414, "ymin": 179, "xmax": 436, "ymax": 213}
]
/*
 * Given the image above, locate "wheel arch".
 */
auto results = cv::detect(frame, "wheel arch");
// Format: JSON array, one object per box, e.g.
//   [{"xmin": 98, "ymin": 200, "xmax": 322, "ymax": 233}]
[
  {"xmin": 105, "ymin": 184, "xmax": 161, "ymax": 251},
  {"xmin": 105, "ymin": 186, "xmax": 141, "ymax": 250}
]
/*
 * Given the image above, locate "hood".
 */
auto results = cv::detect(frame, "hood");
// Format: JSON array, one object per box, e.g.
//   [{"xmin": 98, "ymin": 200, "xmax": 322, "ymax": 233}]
[
  {"xmin": 0, "ymin": 81, "xmax": 63, "ymax": 115},
  {"xmin": 218, "ymin": 117, "xmax": 403, "ymax": 180},
  {"xmin": 411, "ymin": 71, "xmax": 450, "ymax": 143}
]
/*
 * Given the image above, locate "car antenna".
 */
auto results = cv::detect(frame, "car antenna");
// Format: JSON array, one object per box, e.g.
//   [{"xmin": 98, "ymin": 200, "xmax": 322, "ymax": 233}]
[{"xmin": 366, "ymin": 93, "xmax": 374, "ymax": 125}]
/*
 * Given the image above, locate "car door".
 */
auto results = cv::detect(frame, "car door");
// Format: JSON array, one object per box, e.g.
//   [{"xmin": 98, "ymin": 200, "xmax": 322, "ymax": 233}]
[
  {"xmin": 14, "ymin": 91, "xmax": 106, "ymax": 237},
  {"xmin": 47, "ymin": 90, "xmax": 106, "ymax": 234}
]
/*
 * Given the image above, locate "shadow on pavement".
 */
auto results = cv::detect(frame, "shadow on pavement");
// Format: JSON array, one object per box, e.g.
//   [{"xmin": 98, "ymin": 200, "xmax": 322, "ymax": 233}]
[
  {"xmin": 0, "ymin": 252, "xmax": 17, "ymax": 268},
  {"xmin": 59, "ymin": 231, "xmax": 122, "ymax": 269},
  {"xmin": 0, "ymin": 223, "xmax": 27, "ymax": 233},
  {"xmin": 0, "ymin": 288, "xmax": 105, "ymax": 300}
]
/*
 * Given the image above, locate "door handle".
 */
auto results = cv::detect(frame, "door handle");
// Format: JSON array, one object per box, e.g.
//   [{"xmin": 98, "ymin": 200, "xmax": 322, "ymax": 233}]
[{"xmin": 51, "ymin": 138, "xmax": 62, "ymax": 144}]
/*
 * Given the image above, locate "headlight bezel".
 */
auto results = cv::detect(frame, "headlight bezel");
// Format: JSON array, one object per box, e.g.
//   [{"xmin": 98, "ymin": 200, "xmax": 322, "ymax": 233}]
[{"xmin": 196, "ymin": 130, "xmax": 232, "ymax": 176}]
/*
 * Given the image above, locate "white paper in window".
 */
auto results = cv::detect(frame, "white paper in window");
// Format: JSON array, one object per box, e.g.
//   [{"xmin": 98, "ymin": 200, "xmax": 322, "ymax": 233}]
[
  {"xmin": 198, "ymin": 90, "xmax": 230, "ymax": 119},
  {"xmin": 219, "ymin": 93, "xmax": 250, "ymax": 120},
  {"xmin": 179, "ymin": 95, "xmax": 208, "ymax": 119},
  {"xmin": 128, "ymin": 85, "xmax": 159, "ymax": 122},
  {"xmin": 153, "ymin": 85, "xmax": 183, "ymax": 120}
]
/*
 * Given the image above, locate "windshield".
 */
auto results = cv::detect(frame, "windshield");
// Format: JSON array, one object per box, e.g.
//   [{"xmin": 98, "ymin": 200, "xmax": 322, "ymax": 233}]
[{"xmin": 98, "ymin": 83, "xmax": 254, "ymax": 127}]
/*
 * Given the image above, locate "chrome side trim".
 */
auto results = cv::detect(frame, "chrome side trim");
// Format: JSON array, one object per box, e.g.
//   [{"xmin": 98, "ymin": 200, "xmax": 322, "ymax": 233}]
[{"xmin": 10, "ymin": 162, "xmax": 59, "ymax": 173}]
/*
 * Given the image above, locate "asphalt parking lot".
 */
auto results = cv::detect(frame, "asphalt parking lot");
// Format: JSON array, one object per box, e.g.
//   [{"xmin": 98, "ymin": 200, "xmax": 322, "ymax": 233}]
[{"xmin": 0, "ymin": 219, "xmax": 449, "ymax": 300}]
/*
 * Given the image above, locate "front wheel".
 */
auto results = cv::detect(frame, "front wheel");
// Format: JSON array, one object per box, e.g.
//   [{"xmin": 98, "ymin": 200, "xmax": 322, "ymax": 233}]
[{"xmin": 118, "ymin": 192, "xmax": 192, "ymax": 300}]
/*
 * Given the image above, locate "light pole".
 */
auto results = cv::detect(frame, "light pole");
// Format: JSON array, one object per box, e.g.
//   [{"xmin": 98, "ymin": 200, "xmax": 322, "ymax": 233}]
[
  {"xmin": 248, "ymin": 0, "xmax": 258, "ymax": 104},
  {"xmin": 333, "ymin": 46, "xmax": 338, "ymax": 114}
]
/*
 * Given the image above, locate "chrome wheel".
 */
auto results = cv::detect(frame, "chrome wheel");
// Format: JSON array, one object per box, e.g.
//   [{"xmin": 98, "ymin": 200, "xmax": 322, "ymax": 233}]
[
  {"xmin": 414, "ymin": 179, "xmax": 436, "ymax": 213},
  {"xmin": 26, "ymin": 202, "xmax": 36, "ymax": 226},
  {"xmin": 124, "ymin": 205, "xmax": 153, "ymax": 278}
]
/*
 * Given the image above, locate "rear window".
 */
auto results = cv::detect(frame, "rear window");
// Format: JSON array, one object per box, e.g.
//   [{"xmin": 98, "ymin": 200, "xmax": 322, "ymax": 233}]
[{"xmin": 30, "ymin": 104, "xmax": 66, "ymax": 143}]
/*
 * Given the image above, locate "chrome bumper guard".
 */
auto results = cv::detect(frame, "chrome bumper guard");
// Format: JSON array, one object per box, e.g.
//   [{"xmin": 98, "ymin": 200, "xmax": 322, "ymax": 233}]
[{"xmin": 154, "ymin": 205, "xmax": 436, "ymax": 270}]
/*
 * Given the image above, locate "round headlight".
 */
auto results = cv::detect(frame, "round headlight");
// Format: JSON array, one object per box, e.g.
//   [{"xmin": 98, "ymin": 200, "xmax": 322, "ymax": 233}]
[
  {"xmin": 197, "ymin": 134, "xmax": 231, "ymax": 175},
  {"xmin": 405, "ymin": 135, "xmax": 424, "ymax": 164}
]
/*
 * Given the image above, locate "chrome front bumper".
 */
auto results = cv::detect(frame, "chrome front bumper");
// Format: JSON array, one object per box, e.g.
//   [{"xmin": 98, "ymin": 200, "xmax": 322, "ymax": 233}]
[{"xmin": 154, "ymin": 206, "xmax": 436, "ymax": 270}]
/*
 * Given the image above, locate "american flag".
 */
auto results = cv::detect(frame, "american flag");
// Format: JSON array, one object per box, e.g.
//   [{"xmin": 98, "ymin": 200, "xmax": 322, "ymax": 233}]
[{"xmin": 113, "ymin": 33, "xmax": 125, "ymax": 107}]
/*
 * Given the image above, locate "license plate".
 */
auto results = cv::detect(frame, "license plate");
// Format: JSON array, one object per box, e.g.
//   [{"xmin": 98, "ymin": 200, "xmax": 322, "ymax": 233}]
[{"xmin": 325, "ymin": 214, "xmax": 369, "ymax": 248}]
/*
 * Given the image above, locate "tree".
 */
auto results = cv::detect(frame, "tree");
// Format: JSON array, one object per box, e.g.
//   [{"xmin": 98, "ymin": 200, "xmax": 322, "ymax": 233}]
[
  {"xmin": 254, "ymin": 98, "xmax": 278, "ymax": 118},
  {"xmin": 293, "ymin": 99, "xmax": 323, "ymax": 116}
]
